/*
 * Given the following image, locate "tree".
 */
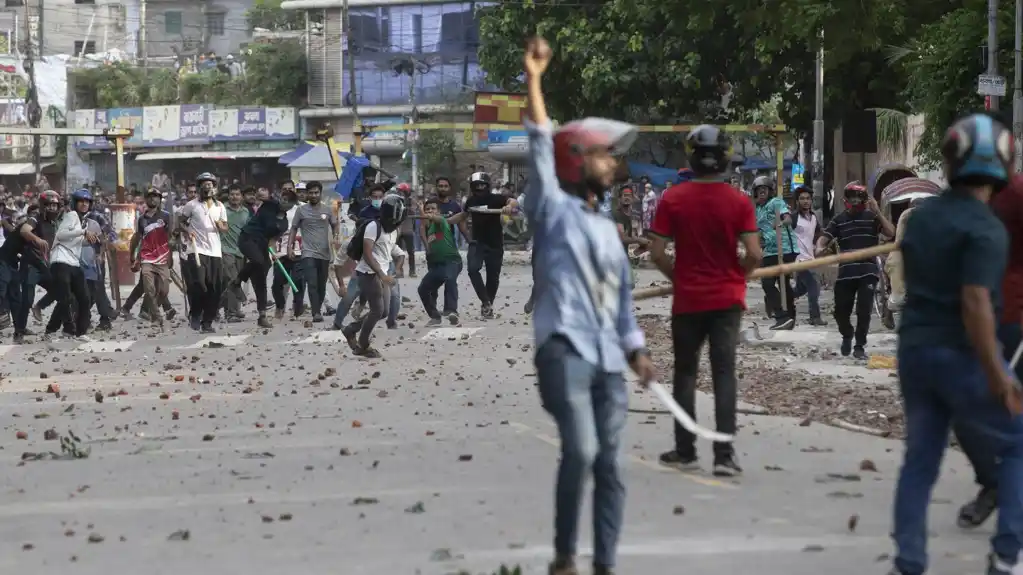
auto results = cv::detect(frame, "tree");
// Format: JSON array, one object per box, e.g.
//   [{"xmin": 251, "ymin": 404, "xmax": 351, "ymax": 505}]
[
  {"xmin": 247, "ymin": 0, "xmax": 307, "ymax": 30},
  {"xmin": 408, "ymin": 131, "xmax": 457, "ymax": 184}
]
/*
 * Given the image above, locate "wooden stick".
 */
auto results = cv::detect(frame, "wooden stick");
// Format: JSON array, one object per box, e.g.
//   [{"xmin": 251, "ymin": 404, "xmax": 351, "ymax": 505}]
[
  {"xmin": 775, "ymin": 207, "xmax": 786, "ymax": 308},
  {"xmin": 633, "ymin": 243, "xmax": 897, "ymax": 301}
]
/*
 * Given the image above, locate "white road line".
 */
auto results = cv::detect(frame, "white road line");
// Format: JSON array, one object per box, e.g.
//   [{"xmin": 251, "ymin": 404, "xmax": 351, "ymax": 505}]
[
  {"xmin": 289, "ymin": 331, "xmax": 350, "ymax": 345},
  {"xmin": 178, "ymin": 334, "xmax": 251, "ymax": 349},
  {"xmin": 71, "ymin": 340, "xmax": 137, "ymax": 353},
  {"xmin": 0, "ymin": 345, "xmax": 14, "ymax": 358},
  {"xmin": 421, "ymin": 327, "xmax": 483, "ymax": 341}
]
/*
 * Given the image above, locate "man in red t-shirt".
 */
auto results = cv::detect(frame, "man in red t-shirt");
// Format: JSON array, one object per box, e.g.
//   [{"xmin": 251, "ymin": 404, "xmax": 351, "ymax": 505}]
[{"xmin": 648, "ymin": 125, "xmax": 761, "ymax": 477}]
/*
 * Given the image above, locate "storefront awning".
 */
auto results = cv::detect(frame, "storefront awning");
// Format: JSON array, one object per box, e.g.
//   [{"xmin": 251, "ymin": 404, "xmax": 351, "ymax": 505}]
[
  {"xmin": 134, "ymin": 150, "xmax": 291, "ymax": 161},
  {"xmin": 0, "ymin": 162, "xmax": 56, "ymax": 175}
]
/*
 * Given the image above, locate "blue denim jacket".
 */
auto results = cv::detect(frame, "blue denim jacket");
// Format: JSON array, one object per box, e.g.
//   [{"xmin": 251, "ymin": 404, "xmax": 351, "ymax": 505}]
[{"xmin": 524, "ymin": 119, "xmax": 644, "ymax": 374}]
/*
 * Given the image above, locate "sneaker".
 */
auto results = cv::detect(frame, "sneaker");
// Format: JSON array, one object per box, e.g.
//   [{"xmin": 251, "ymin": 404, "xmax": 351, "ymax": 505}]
[
  {"xmin": 769, "ymin": 316, "xmax": 795, "ymax": 330},
  {"xmin": 95, "ymin": 322, "xmax": 112, "ymax": 332},
  {"xmin": 659, "ymin": 450, "xmax": 701, "ymax": 471},
  {"xmin": 231, "ymin": 311, "xmax": 246, "ymax": 320},
  {"xmin": 853, "ymin": 346, "xmax": 868, "ymax": 361},
  {"xmin": 712, "ymin": 454, "xmax": 743, "ymax": 477},
  {"xmin": 42, "ymin": 332, "xmax": 62, "ymax": 343},
  {"xmin": 312, "ymin": 313, "xmax": 324, "ymax": 323},
  {"xmin": 257, "ymin": 315, "xmax": 272, "ymax": 329},
  {"xmin": 808, "ymin": 317, "xmax": 828, "ymax": 326},
  {"xmin": 165, "ymin": 308, "xmax": 177, "ymax": 321},
  {"xmin": 409, "ymin": 271, "xmax": 418, "ymax": 278},
  {"xmin": 957, "ymin": 487, "xmax": 998, "ymax": 529},
  {"xmin": 120, "ymin": 308, "xmax": 134, "ymax": 320},
  {"xmin": 446, "ymin": 312, "xmax": 459, "ymax": 325},
  {"xmin": 189, "ymin": 316, "xmax": 201, "ymax": 331},
  {"xmin": 325, "ymin": 305, "xmax": 336, "ymax": 315},
  {"xmin": 227, "ymin": 315, "xmax": 244, "ymax": 324},
  {"xmin": 139, "ymin": 310, "xmax": 152, "ymax": 322},
  {"xmin": 200, "ymin": 323, "xmax": 216, "ymax": 334},
  {"xmin": 274, "ymin": 308, "xmax": 285, "ymax": 320},
  {"xmin": 427, "ymin": 317, "xmax": 442, "ymax": 327},
  {"xmin": 341, "ymin": 325, "xmax": 360, "ymax": 353},
  {"xmin": 548, "ymin": 557, "xmax": 578, "ymax": 575},
  {"xmin": 12, "ymin": 332, "xmax": 25, "ymax": 344},
  {"xmin": 840, "ymin": 338, "xmax": 853, "ymax": 357},
  {"xmin": 31, "ymin": 305, "xmax": 42, "ymax": 322},
  {"xmin": 386, "ymin": 321, "xmax": 397, "ymax": 329},
  {"xmin": 989, "ymin": 553, "xmax": 1018, "ymax": 575},
  {"xmin": 354, "ymin": 346, "xmax": 382, "ymax": 359},
  {"xmin": 481, "ymin": 303, "xmax": 494, "ymax": 319},
  {"xmin": 75, "ymin": 335, "xmax": 93, "ymax": 343}
]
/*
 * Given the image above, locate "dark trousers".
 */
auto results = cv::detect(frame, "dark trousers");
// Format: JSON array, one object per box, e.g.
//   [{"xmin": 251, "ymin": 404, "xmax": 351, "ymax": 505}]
[
  {"xmin": 761, "ymin": 253, "xmax": 796, "ymax": 320},
  {"xmin": 398, "ymin": 233, "xmax": 416, "ymax": 275},
  {"xmin": 467, "ymin": 242, "xmax": 503, "ymax": 305},
  {"xmin": 0, "ymin": 259, "xmax": 21, "ymax": 324},
  {"xmin": 183, "ymin": 254, "xmax": 223, "ymax": 324},
  {"xmin": 238, "ymin": 233, "xmax": 272, "ymax": 312},
  {"xmin": 671, "ymin": 307, "xmax": 742, "ymax": 458},
  {"xmin": 47, "ymin": 262, "xmax": 90, "ymax": 336},
  {"xmin": 418, "ymin": 259, "xmax": 462, "ymax": 318},
  {"xmin": 15, "ymin": 264, "xmax": 49, "ymax": 334},
  {"xmin": 88, "ymin": 278, "xmax": 115, "ymax": 323},
  {"xmin": 124, "ymin": 274, "xmax": 173, "ymax": 314},
  {"xmin": 220, "ymin": 253, "xmax": 246, "ymax": 316},
  {"xmin": 833, "ymin": 275, "xmax": 878, "ymax": 346},
  {"xmin": 302, "ymin": 257, "xmax": 331, "ymax": 315},
  {"xmin": 272, "ymin": 256, "xmax": 306, "ymax": 312},
  {"xmin": 792, "ymin": 269, "xmax": 822, "ymax": 320}
]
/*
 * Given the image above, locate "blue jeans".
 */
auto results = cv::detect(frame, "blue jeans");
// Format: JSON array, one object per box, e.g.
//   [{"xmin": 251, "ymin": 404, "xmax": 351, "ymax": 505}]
[
  {"xmin": 417, "ymin": 259, "xmax": 462, "ymax": 318},
  {"xmin": 792, "ymin": 269, "xmax": 822, "ymax": 320},
  {"xmin": 893, "ymin": 342, "xmax": 1023, "ymax": 574},
  {"xmin": 387, "ymin": 263, "xmax": 400, "ymax": 326},
  {"xmin": 332, "ymin": 276, "xmax": 361, "ymax": 329},
  {"xmin": 535, "ymin": 335, "xmax": 627, "ymax": 568}
]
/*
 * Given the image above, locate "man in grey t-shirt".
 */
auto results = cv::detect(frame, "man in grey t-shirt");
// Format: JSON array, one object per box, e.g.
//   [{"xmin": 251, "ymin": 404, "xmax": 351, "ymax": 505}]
[{"xmin": 287, "ymin": 181, "xmax": 338, "ymax": 322}]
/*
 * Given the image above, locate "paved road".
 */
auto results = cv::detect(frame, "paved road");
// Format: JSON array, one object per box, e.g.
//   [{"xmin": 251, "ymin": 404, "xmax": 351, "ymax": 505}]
[{"xmin": 0, "ymin": 266, "xmax": 992, "ymax": 575}]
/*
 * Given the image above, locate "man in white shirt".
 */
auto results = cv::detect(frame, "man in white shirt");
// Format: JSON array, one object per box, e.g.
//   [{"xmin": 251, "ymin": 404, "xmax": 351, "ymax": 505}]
[
  {"xmin": 47, "ymin": 189, "xmax": 99, "ymax": 340},
  {"xmin": 341, "ymin": 194, "xmax": 407, "ymax": 358},
  {"xmin": 177, "ymin": 172, "xmax": 228, "ymax": 332}
]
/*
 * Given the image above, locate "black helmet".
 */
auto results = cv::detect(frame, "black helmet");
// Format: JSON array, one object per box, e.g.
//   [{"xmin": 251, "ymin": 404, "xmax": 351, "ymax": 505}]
[
  {"xmin": 685, "ymin": 125, "xmax": 730, "ymax": 176},
  {"xmin": 379, "ymin": 194, "xmax": 407, "ymax": 231},
  {"xmin": 196, "ymin": 172, "xmax": 217, "ymax": 186},
  {"xmin": 469, "ymin": 171, "xmax": 491, "ymax": 193},
  {"xmin": 751, "ymin": 175, "xmax": 774, "ymax": 192}
]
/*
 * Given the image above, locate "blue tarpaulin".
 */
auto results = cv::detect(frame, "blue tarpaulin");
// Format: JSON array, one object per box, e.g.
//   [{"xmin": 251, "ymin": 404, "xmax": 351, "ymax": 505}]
[
  {"xmin": 626, "ymin": 162, "xmax": 683, "ymax": 188},
  {"xmin": 334, "ymin": 155, "xmax": 371, "ymax": 199},
  {"xmin": 736, "ymin": 158, "xmax": 795, "ymax": 172}
]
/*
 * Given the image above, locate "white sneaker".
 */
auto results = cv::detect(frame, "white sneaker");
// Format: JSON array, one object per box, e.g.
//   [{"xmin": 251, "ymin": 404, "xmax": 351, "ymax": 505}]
[{"xmin": 75, "ymin": 335, "xmax": 92, "ymax": 343}]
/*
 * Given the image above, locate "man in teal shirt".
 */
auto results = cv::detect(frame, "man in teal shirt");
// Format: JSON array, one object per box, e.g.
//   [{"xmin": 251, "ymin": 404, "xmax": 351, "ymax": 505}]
[
  {"xmin": 220, "ymin": 184, "xmax": 250, "ymax": 322},
  {"xmin": 753, "ymin": 175, "xmax": 799, "ymax": 330}
]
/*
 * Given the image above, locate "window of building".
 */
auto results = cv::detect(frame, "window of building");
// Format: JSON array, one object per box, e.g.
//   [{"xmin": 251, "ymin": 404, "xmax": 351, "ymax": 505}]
[
  {"xmin": 0, "ymin": 31, "xmax": 10, "ymax": 54},
  {"xmin": 74, "ymin": 0, "xmax": 95, "ymax": 4},
  {"xmin": 439, "ymin": 10, "xmax": 479, "ymax": 54},
  {"xmin": 4, "ymin": 0, "xmax": 24, "ymax": 7},
  {"xmin": 412, "ymin": 14, "xmax": 422, "ymax": 54},
  {"xmin": 73, "ymin": 40, "xmax": 96, "ymax": 55},
  {"xmin": 165, "ymin": 11, "xmax": 182, "ymax": 35},
  {"xmin": 206, "ymin": 12, "xmax": 226, "ymax": 36}
]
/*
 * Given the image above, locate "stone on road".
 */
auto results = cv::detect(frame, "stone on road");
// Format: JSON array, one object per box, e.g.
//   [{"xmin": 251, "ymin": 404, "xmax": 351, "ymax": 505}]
[{"xmin": 0, "ymin": 267, "xmax": 987, "ymax": 574}]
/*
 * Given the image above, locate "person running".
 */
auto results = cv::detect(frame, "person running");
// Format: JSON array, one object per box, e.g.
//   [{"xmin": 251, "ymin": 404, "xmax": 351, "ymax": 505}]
[
  {"xmin": 522, "ymin": 37, "xmax": 655, "ymax": 575},
  {"xmin": 332, "ymin": 183, "xmax": 388, "ymax": 329},
  {"xmin": 891, "ymin": 113, "xmax": 1023, "ymax": 575},
  {"xmin": 235, "ymin": 189, "xmax": 295, "ymax": 328},
  {"xmin": 341, "ymin": 194, "xmax": 406, "ymax": 358},
  {"xmin": 418, "ymin": 198, "xmax": 465, "ymax": 325},
  {"xmin": 649, "ymin": 127, "xmax": 761, "ymax": 477},
  {"xmin": 220, "ymin": 184, "xmax": 250, "ymax": 322},
  {"xmin": 464, "ymin": 171, "xmax": 517, "ymax": 319},
  {"xmin": 753, "ymin": 175, "xmax": 799, "ymax": 330},
  {"xmin": 815, "ymin": 181, "xmax": 895, "ymax": 359},
  {"xmin": 288, "ymin": 181, "xmax": 338, "ymax": 323},
  {"xmin": 791, "ymin": 186, "xmax": 827, "ymax": 326},
  {"xmin": 120, "ymin": 190, "xmax": 176, "ymax": 321},
  {"xmin": 178, "ymin": 172, "xmax": 228, "ymax": 333},
  {"xmin": 129, "ymin": 188, "xmax": 173, "ymax": 330},
  {"xmin": 46, "ymin": 189, "xmax": 97, "ymax": 341}
]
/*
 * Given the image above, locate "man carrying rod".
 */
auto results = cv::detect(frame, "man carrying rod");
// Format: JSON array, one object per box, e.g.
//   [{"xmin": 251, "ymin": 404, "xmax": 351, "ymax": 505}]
[
  {"xmin": 177, "ymin": 172, "xmax": 228, "ymax": 333},
  {"xmin": 521, "ymin": 36, "xmax": 655, "ymax": 575}
]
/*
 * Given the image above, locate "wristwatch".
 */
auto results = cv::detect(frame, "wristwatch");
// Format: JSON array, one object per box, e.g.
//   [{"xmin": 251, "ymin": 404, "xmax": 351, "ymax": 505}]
[{"xmin": 628, "ymin": 347, "xmax": 651, "ymax": 364}]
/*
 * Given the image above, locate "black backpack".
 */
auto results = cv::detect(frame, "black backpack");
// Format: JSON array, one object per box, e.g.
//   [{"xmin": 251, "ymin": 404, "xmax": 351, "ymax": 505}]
[{"xmin": 345, "ymin": 219, "xmax": 382, "ymax": 261}]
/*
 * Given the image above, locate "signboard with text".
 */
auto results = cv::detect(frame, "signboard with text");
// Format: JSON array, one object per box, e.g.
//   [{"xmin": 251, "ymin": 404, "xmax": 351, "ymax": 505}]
[{"xmin": 208, "ymin": 107, "xmax": 297, "ymax": 141}]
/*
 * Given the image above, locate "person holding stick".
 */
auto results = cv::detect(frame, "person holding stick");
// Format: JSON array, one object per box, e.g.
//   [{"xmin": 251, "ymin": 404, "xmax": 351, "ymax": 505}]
[
  {"xmin": 814, "ymin": 181, "xmax": 895, "ymax": 359},
  {"xmin": 889, "ymin": 113, "xmax": 1023, "ymax": 575},
  {"xmin": 177, "ymin": 172, "xmax": 228, "ymax": 333},
  {"xmin": 234, "ymin": 190, "xmax": 296, "ymax": 328},
  {"xmin": 648, "ymin": 128, "xmax": 761, "ymax": 477},
  {"xmin": 753, "ymin": 175, "xmax": 798, "ymax": 330},
  {"xmin": 129, "ymin": 188, "xmax": 173, "ymax": 330},
  {"xmin": 521, "ymin": 36, "xmax": 654, "ymax": 575}
]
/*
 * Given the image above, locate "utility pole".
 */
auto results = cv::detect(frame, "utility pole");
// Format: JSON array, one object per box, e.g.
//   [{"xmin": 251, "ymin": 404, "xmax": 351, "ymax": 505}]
[
  {"xmin": 812, "ymin": 27, "xmax": 825, "ymax": 216},
  {"xmin": 990, "ymin": 0, "xmax": 1001, "ymax": 111},
  {"xmin": 342, "ymin": 0, "xmax": 362, "ymax": 155},
  {"xmin": 140, "ymin": 0, "xmax": 148, "ymax": 66},
  {"xmin": 1014, "ymin": 0, "xmax": 1022, "ymax": 171},
  {"xmin": 408, "ymin": 59, "xmax": 418, "ymax": 191},
  {"xmin": 23, "ymin": 0, "xmax": 41, "ymax": 182}
]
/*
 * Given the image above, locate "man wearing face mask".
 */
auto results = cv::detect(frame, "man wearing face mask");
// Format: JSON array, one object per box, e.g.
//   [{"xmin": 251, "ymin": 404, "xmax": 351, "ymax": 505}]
[
  {"xmin": 288, "ymin": 181, "xmax": 339, "ymax": 322},
  {"xmin": 46, "ymin": 189, "xmax": 99, "ymax": 341},
  {"xmin": 464, "ymin": 171, "xmax": 517, "ymax": 319},
  {"xmin": 815, "ymin": 181, "xmax": 895, "ymax": 359},
  {"xmin": 522, "ymin": 37, "xmax": 655, "ymax": 575},
  {"xmin": 178, "ymin": 172, "xmax": 228, "ymax": 333}
]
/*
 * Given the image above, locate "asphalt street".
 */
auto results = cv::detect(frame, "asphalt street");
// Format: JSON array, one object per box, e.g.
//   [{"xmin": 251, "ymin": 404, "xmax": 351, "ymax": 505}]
[{"xmin": 0, "ymin": 262, "xmax": 995, "ymax": 575}]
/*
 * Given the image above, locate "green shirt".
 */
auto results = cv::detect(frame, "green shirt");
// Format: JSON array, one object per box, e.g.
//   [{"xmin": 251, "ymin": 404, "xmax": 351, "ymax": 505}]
[
  {"xmin": 756, "ymin": 196, "xmax": 799, "ymax": 257},
  {"xmin": 222, "ymin": 206, "xmax": 250, "ymax": 257},
  {"xmin": 425, "ymin": 219, "xmax": 460, "ymax": 263}
]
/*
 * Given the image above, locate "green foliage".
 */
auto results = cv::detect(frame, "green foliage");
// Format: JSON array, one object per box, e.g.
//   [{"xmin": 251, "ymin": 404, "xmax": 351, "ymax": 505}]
[
  {"xmin": 247, "ymin": 0, "xmax": 307, "ymax": 30},
  {"xmin": 408, "ymin": 131, "xmax": 457, "ymax": 183},
  {"xmin": 72, "ymin": 42, "xmax": 307, "ymax": 109}
]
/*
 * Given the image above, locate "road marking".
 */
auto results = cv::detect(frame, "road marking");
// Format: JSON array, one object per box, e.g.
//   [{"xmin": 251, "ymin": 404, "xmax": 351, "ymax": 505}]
[
  {"xmin": 179, "ymin": 335, "xmax": 251, "ymax": 349},
  {"xmin": 289, "ymin": 331, "xmax": 349, "ymax": 345},
  {"xmin": 0, "ymin": 345, "xmax": 14, "ymax": 358},
  {"xmin": 72, "ymin": 340, "xmax": 137, "ymax": 353},
  {"xmin": 421, "ymin": 327, "xmax": 483, "ymax": 341},
  {"xmin": 508, "ymin": 421, "xmax": 734, "ymax": 490}
]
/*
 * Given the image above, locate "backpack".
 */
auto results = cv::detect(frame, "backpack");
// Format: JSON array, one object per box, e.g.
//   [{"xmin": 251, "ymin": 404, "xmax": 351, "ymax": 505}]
[{"xmin": 345, "ymin": 220, "xmax": 382, "ymax": 261}]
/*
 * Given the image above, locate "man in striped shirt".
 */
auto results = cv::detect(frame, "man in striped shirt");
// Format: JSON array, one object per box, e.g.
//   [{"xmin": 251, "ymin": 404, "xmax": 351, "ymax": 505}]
[{"xmin": 815, "ymin": 181, "xmax": 895, "ymax": 359}]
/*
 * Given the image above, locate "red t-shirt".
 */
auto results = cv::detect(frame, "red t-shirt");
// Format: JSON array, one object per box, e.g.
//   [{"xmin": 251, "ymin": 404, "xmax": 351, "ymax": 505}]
[
  {"xmin": 992, "ymin": 176, "xmax": 1023, "ymax": 324},
  {"xmin": 649, "ymin": 181, "xmax": 757, "ymax": 314}
]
